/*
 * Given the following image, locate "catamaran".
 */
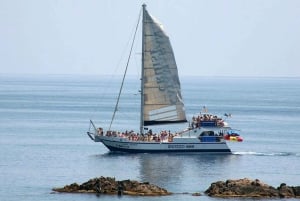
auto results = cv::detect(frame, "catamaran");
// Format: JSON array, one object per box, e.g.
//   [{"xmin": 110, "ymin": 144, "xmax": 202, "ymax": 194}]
[{"xmin": 87, "ymin": 4, "xmax": 242, "ymax": 153}]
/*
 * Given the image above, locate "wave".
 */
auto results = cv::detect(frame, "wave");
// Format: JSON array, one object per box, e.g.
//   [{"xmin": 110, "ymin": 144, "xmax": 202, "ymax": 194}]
[{"xmin": 233, "ymin": 151, "xmax": 298, "ymax": 157}]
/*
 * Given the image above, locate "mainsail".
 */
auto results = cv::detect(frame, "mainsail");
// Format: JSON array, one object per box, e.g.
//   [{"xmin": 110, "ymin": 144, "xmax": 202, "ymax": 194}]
[{"xmin": 142, "ymin": 5, "xmax": 187, "ymax": 126}]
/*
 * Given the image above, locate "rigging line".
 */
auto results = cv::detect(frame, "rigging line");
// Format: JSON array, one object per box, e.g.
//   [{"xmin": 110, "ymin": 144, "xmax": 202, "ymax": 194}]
[
  {"xmin": 89, "ymin": 14, "xmax": 141, "ymax": 125},
  {"xmin": 109, "ymin": 7, "xmax": 142, "ymax": 131}
]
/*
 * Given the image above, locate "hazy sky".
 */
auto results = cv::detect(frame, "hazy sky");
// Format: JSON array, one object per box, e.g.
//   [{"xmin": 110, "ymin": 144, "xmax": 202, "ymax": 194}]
[{"xmin": 1, "ymin": 0, "xmax": 299, "ymax": 77}]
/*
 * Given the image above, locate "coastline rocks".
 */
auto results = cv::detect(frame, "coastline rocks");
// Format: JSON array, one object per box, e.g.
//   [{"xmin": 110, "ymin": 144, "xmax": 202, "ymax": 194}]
[
  {"xmin": 205, "ymin": 178, "xmax": 300, "ymax": 198},
  {"xmin": 52, "ymin": 176, "xmax": 171, "ymax": 196},
  {"xmin": 53, "ymin": 177, "xmax": 300, "ymax": 198}
]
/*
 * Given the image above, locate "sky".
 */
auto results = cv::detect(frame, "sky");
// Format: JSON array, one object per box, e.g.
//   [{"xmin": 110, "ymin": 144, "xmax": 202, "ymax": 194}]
[{"xmin": 0, "ymin": 0, "xmax": 300, "ymax": 77}]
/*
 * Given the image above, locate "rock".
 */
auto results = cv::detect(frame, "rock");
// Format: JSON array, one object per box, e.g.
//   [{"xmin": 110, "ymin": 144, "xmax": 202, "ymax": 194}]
[
  {"xmin": 53, "ymin": 183, "xmax": 80, "ymax": 193},
  {"xmin": 53, "ymin": 176, "xmax": 171, "ymax": 196},
  {"xmin": 277, "ymin": 183, "xmax": 300, "ymax": 198},
  {"xmin": 205, "ymin": 178, "xmax": 278, "ymax": 198},
  {"xmin": 192, "ymin": 192, "xmax": 201, "ymax": 196},
  {"xmin": 278, "ymin": 183, "xmax": 295, "ymax": 198},
  {"xmin": 293, "ymin": 186, "xmax": 300, "ymax": 197},
  {"xmin": 205, "ymin": 178, "xmax": 300, "ymax": 199}
]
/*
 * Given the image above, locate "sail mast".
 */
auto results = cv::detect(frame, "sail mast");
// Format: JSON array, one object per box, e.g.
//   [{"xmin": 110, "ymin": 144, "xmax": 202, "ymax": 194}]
[{"xmin": 140, "ymin": 4, "xmax": 146, "ymax": 134}]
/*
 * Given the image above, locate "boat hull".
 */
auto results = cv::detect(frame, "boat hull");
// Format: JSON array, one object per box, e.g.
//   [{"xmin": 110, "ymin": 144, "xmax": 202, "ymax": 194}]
[{"xmin": 96, "ymin": 136, "xmax": 231, "ymax": 154}]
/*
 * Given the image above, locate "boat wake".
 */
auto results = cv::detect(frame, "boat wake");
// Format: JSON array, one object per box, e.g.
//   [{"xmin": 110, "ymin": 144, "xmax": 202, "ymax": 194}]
[{"xmin": 233, "ymin": 151, "xmax": 299, "ymax": 157}]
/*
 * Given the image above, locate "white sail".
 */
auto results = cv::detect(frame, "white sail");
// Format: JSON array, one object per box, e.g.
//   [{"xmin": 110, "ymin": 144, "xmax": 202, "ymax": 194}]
[{"xmin": 142, "ymin": 8, "xmax": 187, "ymax": 126}]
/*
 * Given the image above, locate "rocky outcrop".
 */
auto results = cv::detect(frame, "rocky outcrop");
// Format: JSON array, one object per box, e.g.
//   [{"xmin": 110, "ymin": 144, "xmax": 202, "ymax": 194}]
[
  {"xmin": 53, "ymin": 177, "xmax": 300, "ymax": 198},
  {"xmin": 52, "ymin": 176, "xmax": 171, "ymax": 196},
  {"xmin": 205, "ymin": 178, "xmax": 300, "ymax": 198}
]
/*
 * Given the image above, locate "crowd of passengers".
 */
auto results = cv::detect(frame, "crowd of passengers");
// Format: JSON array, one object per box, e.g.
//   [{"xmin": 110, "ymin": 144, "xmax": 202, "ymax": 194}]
[
  {"xmin": 97, "ymin": 128, "xmax": 175, "ymax": 142},
  {"xmin": 191, "ymin": 114, "xmax": 225, "ymax": 128}
]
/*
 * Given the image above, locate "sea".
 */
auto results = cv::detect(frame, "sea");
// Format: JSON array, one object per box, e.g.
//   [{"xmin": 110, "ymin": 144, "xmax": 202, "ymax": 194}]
[{"xmin": 0, "ymin": 74, "xmax": 300, "ymax": 201}]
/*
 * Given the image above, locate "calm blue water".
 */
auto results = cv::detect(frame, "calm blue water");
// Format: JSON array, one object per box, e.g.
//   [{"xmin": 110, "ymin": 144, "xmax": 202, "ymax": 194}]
[{"xmin": 0, "ymin": 75, "xmax": 300, "ymax": 201}]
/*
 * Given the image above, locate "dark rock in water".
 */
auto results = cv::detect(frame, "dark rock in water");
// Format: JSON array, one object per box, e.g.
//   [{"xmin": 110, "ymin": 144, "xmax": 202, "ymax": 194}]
[
  {"xmin": 278, "ymin": 183, "xmax": 295, "ymax": 198},
  {"xmin": 205, "ymin": 178, "xmax": 300, "ymax": 198},
  {"xmin": 53, "ymin": 176, "xmax": 171, "ymax": 196},
  {"xmin": 277, "ymin": 183, "xmax": 300, "ymax": 198},
  {"xmin": 192, "ymin": 192, "xmax": 201, "ymax": 196},
  {"xmin": 293, "ymin": 186, "xmax": 300, "ymax": 197}
]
